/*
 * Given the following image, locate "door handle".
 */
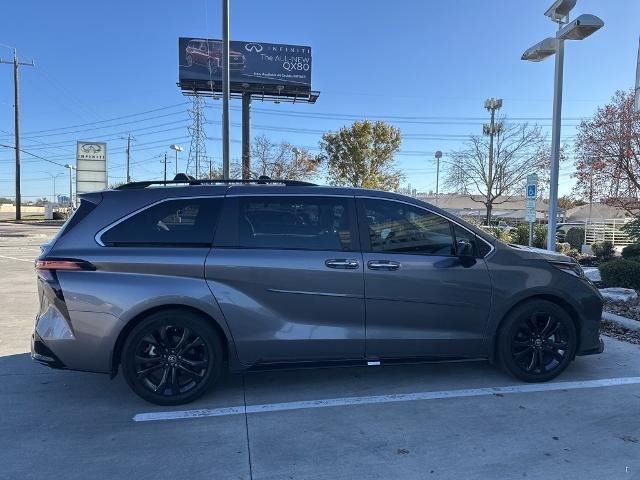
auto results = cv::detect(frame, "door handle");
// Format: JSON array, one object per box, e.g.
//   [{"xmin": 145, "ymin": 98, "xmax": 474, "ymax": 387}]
[
  {"xmin": 367, "ymin": 260, "xmax": 401, "ymax": 271},
  {"xmin": 325, "ymin": 259, "xmax": 360, "ymax": 269}
]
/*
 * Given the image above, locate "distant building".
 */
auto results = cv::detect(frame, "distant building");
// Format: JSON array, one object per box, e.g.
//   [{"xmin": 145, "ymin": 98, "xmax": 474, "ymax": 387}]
[{"xmin": 416, "ymin": 193, "xmax": 549, "ymax": 221}]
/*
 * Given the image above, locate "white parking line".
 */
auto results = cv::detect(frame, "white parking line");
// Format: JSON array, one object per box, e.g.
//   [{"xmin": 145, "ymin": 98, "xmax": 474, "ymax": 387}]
[
  {"xmin": 0, "ymin": 254, "xmax": 33, "ymax": 262},
  {"xmin": 133, "ymin": 376, "xmax": 640, "ymax": 423}
]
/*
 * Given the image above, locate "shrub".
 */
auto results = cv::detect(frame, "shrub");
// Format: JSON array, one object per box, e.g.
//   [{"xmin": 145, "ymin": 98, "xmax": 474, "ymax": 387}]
[
  {"xmin": 556, "ymin": 242, "xmax": 571, "ymax": 254},
  {"xmin": 486, "ymin": 226, "xmax": 511, "ymax": 242},
  {"xmin": 599, "ymin": 259, "xmax": 640, "ymax": 290},
  {"xmin": 565, "ymin": 227, "xmax": 585, "ymax": 251},
  {"xmin": 591, "ymin": 241, "xmax": 615, "ymax": 262},
  {"xmin": 621, "ymin": 218, "xmax": 640, "ymax": 243},
  {"xmin": 533, "ymin": 224, "xmax": 547, "ymax": 249},
  {"xmin": 510, "ymin": 224, "xmax": 530, "ymax": 246},
  {"xmin": 621, "ymin": 244, "xmax": 640, "ymax": 259}
]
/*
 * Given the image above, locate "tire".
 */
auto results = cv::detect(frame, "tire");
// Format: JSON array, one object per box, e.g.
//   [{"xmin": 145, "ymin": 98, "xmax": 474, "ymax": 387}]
[
  {"xmin": 186, "ymin": 54, "xmax": 193, "ymax": 67},
  {"xmin": 497, "ymin": 300, "xmax": 576, "ymax": 383},
  {"xmin": 121, "ymin": 309, "xmax": 223, "ymax": 405},
  {"xmin": 207, "ymin": 59, "xmax": 218, "ymax": 74}
]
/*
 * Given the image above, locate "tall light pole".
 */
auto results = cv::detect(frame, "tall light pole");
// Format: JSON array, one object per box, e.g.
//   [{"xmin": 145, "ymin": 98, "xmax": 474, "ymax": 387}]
[
  {"xmin": 635, "ymin": 35, "xmax": 640, "ymax": 114},
  {"xmin": 434, "ymin": 150, "xmax": 442, "ymax": 207},
  {"xmin": 47, "ymin": 173, "xmax": 63, "ymax": 203},
  {"xmin": 522, "ymin": 1, "xmax": 603, "ymax": 250},
  {"xmin": 170, "ymin": 144, "xmax": 183, "ymax": 176},
  {"xmin": 160, "ymin": 153, "xmax": 170, "ymax": 183},
  {"xmin": 64, "ymin": 164, "xmax": 75, "ymax": 208}
]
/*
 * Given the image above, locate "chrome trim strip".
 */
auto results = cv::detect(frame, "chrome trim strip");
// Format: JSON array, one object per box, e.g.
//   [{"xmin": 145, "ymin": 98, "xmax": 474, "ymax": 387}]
[
  {"xmin": 267, "ymin": 288, "xmax": 361, "ymax": 299},
  {"xmin": 94, "ymin": 195, "xmax": 222, "ymax": 247},
  {"xmin": 355, "ymin": 195, "xmax": 495, "ymax": 258}
]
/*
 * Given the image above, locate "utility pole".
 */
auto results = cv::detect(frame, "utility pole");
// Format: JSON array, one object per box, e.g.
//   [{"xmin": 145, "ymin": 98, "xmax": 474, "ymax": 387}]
[
  {"xmin": 434, "ymin": 150, "xmax": 442, "ymax": 207},
  {"xmin": 125, "ymin": 134, "xmax": 134, "ymax": 183},
  {"xmin": 483, "ymin": 98, "xmax": 503, "ymax": 226},
  {"xmin": 0, "ymin": 49, "xmax": 34, "ymax": 220},
  {"xmin": 209, "ymin": 157, "xmax": 213, "ymax": 179},
  {"xmin": 160, "ymin": 153, "xmax": 169, "ymax": 183},
  {"xmin": 65, "ymin": 164, "xmax": 75, "ymax": 208}
]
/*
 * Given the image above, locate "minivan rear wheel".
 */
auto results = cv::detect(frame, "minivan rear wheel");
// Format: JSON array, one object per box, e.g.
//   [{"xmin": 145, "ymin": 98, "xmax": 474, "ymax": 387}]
[
  {"xmin": 121, "ymin": 310, "xmax": 223, "ymax": 405},
  {"xmin": 497, "ymin": 300, "xmax": 576, "ymax": 382}
]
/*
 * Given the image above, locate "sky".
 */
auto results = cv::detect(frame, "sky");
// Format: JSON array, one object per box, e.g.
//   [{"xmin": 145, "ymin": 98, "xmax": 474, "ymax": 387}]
[{"xmin": 0, "ymin": 0, "xmax": 639, "ymax": 201}]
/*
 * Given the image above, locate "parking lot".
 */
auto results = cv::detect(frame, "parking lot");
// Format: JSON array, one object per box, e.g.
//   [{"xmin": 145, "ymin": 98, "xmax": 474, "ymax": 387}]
[{"xmin": 1, "ymin": 221, "xmax": 639, "ymax": 480}]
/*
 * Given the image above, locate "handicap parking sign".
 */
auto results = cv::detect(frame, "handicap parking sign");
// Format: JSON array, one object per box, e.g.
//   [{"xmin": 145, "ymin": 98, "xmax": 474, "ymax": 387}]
[{"xmin": 526, "ymin": 184, "xmax": 537, "ymax": 198}]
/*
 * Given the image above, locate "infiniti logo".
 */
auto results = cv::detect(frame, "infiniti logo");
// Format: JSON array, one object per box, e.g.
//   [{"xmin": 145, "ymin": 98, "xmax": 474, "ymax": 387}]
[
  {"xmin": 81, "ymin": 144, "xmax": 102, "ymax": 154},
  {"xmin": 245, "ymin": 43, "xmax": 263, "ymax": 53}
]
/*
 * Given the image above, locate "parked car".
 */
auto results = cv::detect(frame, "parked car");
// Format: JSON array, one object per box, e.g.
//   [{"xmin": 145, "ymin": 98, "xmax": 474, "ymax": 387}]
[
  {"xmin": 32, "ymin": 177, "xmax": 604, "ymax": 405},
  {"xmin": 185, "ymin": 39, "xmax": 245, "ymax": 74}
]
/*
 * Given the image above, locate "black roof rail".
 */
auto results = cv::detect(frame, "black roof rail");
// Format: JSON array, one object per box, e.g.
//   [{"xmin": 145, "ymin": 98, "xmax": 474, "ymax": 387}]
[{"xmin": 115, "ymin": 175, "xmax": 317, "ymax": 190}]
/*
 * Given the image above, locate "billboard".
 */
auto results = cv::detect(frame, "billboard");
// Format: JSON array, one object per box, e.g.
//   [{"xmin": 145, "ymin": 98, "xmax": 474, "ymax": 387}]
[
  {"xmin": 178, "ymin": 37, "xmax": 312, "ymax": 96},
  {"xmin": 76, "ymin": 141, "xmax": 108, "ymax": 194}
]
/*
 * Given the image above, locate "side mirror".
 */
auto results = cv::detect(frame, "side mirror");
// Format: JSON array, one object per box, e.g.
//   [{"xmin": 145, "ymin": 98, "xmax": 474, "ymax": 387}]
[{"xmin": 456, "ymin": 240, "xmax": 474, "ymax": 258}]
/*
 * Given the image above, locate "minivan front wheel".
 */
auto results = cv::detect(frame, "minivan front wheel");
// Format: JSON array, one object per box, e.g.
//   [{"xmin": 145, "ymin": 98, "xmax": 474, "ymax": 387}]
[
  {"xmin": 122, "ymin": 310, "xmax": 223, "ymax": 405},
  {"xmin": 497, "ymin": 300, "xmax": 577, "ymax": 382}
]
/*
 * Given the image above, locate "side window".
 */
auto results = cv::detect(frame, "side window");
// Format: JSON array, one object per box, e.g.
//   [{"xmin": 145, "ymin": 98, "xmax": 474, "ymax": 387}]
[
  {"xmin": 363, "ymin": 199, "xmax": 454, "ymax": 256},
  {"xmin": 238, "ymin": 196, "xmax": 352, "ymax": 251},
  {"xmin": 101, "ymin": 198, "xmax": 222, "ymax": 247}
]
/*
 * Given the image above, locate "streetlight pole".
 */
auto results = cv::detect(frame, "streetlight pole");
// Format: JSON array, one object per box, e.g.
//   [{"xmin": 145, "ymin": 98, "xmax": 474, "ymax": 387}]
[
  {"xmin": 65, "ymin": 164, "xmax": 75, "ymax": 208},
  {"xmin": 434, "ymin": 150, "xmax": 442, "ymax": 207},
  {"xmin": 483, "ymin": 98, "xmax": 503, "ymax": 225},
  {"xmin": 522, "ymin": 2, "xmax": 603, "ymax": 250},
  {"xmin": 170, "ymin": 144, "xmax": 183, "ymax": 176},
  {"xmin": 48, "ymin": 173, "xmax": 63, "ymax": 203},
  {"xmin": 221, "ymin": 0, "xmax": 230, "ymax": 180}
]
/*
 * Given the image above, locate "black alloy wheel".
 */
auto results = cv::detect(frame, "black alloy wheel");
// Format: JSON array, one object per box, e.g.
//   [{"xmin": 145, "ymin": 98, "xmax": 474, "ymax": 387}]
[
  {"xmin": 122, "ymin": 310, "xmax": 223, "ymax": 405},
  {"xmin": 498, "ymin": 300, "xmax": 576, "ymax": 382}
]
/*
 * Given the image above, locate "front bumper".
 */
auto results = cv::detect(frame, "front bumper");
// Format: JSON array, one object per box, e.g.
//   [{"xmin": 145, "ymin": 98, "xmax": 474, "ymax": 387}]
[{"xmin": 31, "ymin": 332, "xmax": 65, "ymax": 369}]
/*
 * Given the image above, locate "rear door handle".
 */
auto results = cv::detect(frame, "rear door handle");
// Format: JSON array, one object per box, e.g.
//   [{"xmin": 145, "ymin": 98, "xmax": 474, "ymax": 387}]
[
  {"xmin": 325, "ymin": 259, "xmax": 360, "ymax": 269},
  {"xmin": 367, "ymin": 260, "xmax": 401, "ymax": 271}
]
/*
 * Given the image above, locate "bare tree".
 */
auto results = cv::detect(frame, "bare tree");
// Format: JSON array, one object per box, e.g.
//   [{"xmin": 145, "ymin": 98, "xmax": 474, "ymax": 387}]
[
  {"xmin": 251, "ymin": 135, "xmax": 320, "ymax": 181},
  {"xmin": 445, "ymin": 121, "xmax": 548, "ymax": 224},
  {"xmin": 573, "ymin": 90, "xmax": 640, "ymax": 213}
]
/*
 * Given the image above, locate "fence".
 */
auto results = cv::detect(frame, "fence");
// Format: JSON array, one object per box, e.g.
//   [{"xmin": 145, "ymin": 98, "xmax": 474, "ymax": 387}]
[{"xmin": 584, "ymin": 219, "xmax": 633, "ymax": 246}]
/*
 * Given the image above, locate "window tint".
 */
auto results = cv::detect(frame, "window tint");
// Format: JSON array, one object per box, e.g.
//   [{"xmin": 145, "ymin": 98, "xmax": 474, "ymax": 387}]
[
  {"xmin": 363, "ymin": 199, "xmax": 454, "ymax": 255},
  {"xmin": 239, "ymin": 196, "xmax": 352, "ymax": 251},
  {"xmin": 101, "ymin": 197, "xmax": 221, "ymax": 247}
]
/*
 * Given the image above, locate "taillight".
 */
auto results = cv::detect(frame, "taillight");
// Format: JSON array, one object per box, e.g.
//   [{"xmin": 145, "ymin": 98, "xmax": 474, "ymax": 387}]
[{"xmin": 35, "ymin": 259, "xmax": 96, "ymax": 272}]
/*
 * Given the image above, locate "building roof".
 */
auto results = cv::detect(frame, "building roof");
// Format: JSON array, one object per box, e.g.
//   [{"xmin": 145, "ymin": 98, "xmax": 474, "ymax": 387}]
[
  {"xmin": 565, "ymin": 203, "xmax": 633, "ymax": 221},
  {"xmin": 416, "ymin": 193, "xmax": 549, "ymax": 212}
]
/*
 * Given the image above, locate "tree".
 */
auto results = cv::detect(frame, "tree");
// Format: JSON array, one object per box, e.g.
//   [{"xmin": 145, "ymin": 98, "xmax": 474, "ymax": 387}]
[
  {"xmin": 445, "ymin": 120, "xmax": 548, "ymax": 224},
  {"xmin": 318, "ymin": 120, "xmax": 403, "ymax": 190},
  {"xmin": 573, "ymin": 90, "xmax": 640, "ymax": 213},
  {"xmin": 250, "ymin": 135, "xmax": 320, "ymax": 181}
]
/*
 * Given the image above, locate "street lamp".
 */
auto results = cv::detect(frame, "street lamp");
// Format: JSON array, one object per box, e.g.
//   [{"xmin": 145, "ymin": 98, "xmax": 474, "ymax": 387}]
[
  {"xmin": 47, "ymin": 172, "xmax": 64, "ymax": 203},
  {"xmin": 434, "ymin": 151, "xmax": 442, "ymax": 207},
  {"xmin": 521, "ymin": 0, "xmax": 603, "ymax": 251},
  {"xmin": 64, "ymin": 164, "xmax": 75, "ymax": 208},
  {"xmin": 170, "ymin": 144, "xmax": 183, "ymax": 176}
]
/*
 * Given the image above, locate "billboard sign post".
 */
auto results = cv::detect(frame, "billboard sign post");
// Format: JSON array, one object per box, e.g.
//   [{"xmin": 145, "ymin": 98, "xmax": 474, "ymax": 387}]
[
  {"xmin": 76, "ymin": 141, "xmax": 108, "ymax": 195},
  {"xmin": 526, "ymin": 174, "xmax": 538, "ymax": 246}
]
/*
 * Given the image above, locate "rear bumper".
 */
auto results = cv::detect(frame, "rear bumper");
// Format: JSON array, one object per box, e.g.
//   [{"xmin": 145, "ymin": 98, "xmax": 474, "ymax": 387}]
[{"xmin": 31, "ymin": 332, "xmax": 65, "ymax": 369}]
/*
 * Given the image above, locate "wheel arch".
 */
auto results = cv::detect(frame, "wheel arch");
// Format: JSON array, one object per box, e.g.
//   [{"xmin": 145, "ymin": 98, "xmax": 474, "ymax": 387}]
[
  {"xmin": 110, "ymin": 304, "xmax": 232, "ymax": 378},
  {"xmin": 489, "ymin": 294, "xmax": 582, "ymax": 363}
]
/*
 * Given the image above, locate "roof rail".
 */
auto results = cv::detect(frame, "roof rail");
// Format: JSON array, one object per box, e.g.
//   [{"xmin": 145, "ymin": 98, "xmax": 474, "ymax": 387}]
[{"xmin": 115, "ymin": 175, "xmax": 317, "ymax": 190}]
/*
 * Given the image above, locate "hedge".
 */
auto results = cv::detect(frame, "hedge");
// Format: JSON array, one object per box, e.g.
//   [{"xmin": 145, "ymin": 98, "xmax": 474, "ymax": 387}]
[{"xmin": 599, "ymin": 259, "xmax": 640, "ymax": 290}]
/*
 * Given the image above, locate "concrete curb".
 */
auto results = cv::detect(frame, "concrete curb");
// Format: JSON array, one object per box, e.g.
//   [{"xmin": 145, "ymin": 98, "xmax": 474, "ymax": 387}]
[{"xmin": 602, "ymin": 311, "xmax": 640, "ymax": 332}]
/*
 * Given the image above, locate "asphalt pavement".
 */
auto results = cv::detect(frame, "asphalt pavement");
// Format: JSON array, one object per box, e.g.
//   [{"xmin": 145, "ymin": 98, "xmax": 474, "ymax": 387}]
[{"xmin": 1, "ymin": 222, "xmax": 639, "ymax": 480}]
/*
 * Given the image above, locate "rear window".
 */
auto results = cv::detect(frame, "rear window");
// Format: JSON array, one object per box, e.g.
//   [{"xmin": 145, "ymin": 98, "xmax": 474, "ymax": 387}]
[
  {"xmin": 100, "ymin": 197, "xmax": 222, "ymax": 247},
  {"xmin": 238, "ymin": 196, "xmax": 353, "ymax": 251}
]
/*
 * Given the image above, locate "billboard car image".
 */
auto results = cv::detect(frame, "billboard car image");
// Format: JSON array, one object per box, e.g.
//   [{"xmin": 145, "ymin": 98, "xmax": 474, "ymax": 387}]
[{"xmin": 178, "ymin": 37, "xmax": 312, "ymax": 95}]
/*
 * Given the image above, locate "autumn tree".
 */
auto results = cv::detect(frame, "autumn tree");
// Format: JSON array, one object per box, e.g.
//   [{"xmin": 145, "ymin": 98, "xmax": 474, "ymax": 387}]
[
  {"xmin": 318, "ymin": 120, "xmax": 403, "ymax": 190},
  {"xmin": 573, "ymin": 90, "xmax": 640, "ymax": 212},
  {"xmin": 445, "ymin": 120, "xmax": 548, "ymax": 224}
]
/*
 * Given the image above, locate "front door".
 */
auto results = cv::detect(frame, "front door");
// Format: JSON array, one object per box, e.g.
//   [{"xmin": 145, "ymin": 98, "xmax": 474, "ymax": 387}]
[
  {"xmin": 206, "ymin": 194, "xmax": 365, "ymax": 365},
  {"xmin": 357, "ymin": 197, "xmax": 492, "ymax": 359}
]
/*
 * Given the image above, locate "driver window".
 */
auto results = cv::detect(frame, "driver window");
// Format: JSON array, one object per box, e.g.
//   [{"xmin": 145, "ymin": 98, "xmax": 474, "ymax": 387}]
[{"xmin": 363, "ymin": 199, "xmax": 454, "ymax": 256}]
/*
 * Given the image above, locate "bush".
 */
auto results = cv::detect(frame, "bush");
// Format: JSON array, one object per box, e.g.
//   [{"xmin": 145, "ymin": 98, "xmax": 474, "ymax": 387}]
[
  {"xmin": 599, "ymin": 259, "xmax": 640, "ymax": 290},
  {"xmin": 591, "ymin": 241, "xmax": 615, "ymax": 262},
  {"xmin": 556, "ymin": 242, "xmax": 571, "ymax": 254},
  {"xmin": 621, "ymin": 218, "xmax": 640, "ymax": 243},
  {"xmin": 486, "ymin": 226, "xmax": 511, "ymax": 242},
  {"xmin": 565, "ymin": 227, "xmax": 585, "ymax": 251},
  {"xmin": 510, "ymin": 224, "xmax": 529, "ymax": 246},
  {"xmin": 533, "ymin": 224, "xmax": 547, "ymax": 249},
  {"xmin": 621, "ymin": 244, "xmax": 640, "ymax": 259}
]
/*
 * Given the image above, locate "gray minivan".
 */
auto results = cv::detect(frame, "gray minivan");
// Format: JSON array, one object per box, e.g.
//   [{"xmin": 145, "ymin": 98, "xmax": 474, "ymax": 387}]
[{"xmin": 32, "ymin": 177, "xmax": 604, "ymax": 405}]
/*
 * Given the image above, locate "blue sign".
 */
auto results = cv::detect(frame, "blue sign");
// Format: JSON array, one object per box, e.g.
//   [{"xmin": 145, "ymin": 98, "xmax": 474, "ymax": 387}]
[{"xmin": 527, "ymin": 185, "xmax": 537, "ymax": 198}]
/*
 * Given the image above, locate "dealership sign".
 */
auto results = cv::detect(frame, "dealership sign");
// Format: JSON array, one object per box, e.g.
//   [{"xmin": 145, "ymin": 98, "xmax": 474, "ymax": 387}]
[
  {"xmin": 178, "ymin": 38, "xmax": 312, "ymax": 95},
  {"xmin": 76, "ymin": 141, "xmax": 108, "ymax": 194}
]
